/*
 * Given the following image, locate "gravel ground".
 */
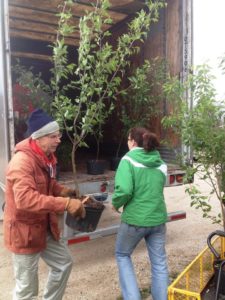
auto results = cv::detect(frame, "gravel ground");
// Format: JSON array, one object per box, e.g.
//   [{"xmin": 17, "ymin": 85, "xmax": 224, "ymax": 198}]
[{"xmin": 0, "ymin": 176, "xmax": 222, "ymax": 300}]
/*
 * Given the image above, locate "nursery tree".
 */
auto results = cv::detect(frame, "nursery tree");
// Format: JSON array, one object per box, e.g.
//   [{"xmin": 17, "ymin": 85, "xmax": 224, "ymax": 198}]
[
  {"xmin": 50, "ymin": 0, "xmax": 165, "ymax": 190},
  {"xmin": 115, "ymin": 58, "xmax": 166, "ymax": 158},
  {"xmin": 162, "ymin": 63, "xmax": 225, "ymax": 229}
]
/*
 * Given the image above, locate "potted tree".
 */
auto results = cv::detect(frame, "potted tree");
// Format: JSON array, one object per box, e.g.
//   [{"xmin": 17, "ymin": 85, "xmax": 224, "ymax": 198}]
[
  {"xmin": 162, "ymin": 63, "xmax": 225, "ymax": 229},
  {"xmin": 50, "ymin": 0, "xmax": 165, "ymax": 192},
  {"xmin": 86, "ymin": 123, "xmax": 106, "ymax": 175},
  {"xmin": 86, "ymin": 107, "xmax": 113, "ymax": 175},
  {"xmin": 110, "ymin": 58, "xmax": 166, "ymax": 170}
]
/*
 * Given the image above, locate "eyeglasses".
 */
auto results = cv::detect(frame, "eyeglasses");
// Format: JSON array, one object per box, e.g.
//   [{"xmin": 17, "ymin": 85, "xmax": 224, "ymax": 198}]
[{"xmin": 47, "ymin": 133, "xmax": 62, "ymax": 140}]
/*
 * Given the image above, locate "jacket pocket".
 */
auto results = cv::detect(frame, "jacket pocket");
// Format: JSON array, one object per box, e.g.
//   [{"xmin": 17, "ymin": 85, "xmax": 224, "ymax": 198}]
[
  {"xmin": 11, "ymin": 221, "xmax": 29, "ymax": 248},
  {"xmin": 28, "ymin": 222, "xmax": 46, "ymax": 247},
  {"xmin": 11, "ymin": 220, "xmax": 46, "ymax": 249}
]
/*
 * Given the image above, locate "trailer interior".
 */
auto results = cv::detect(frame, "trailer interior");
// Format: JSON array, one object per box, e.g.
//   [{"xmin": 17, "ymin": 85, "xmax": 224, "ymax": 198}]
[{"xmin": 6, "ymin": 0, "xmax": 191, "ymax": 173}]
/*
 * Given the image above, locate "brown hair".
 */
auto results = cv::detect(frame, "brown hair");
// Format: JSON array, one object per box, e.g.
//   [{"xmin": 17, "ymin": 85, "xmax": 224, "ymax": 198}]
[{"xmin": 128, "ymin": 127, "xmax": 160, "ymax": 151}]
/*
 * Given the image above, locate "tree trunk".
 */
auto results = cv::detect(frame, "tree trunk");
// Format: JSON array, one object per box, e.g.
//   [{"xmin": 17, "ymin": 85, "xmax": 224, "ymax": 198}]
[{"xmin": 71, "ymin": 144, "xmax": 80, "ymax": 197}]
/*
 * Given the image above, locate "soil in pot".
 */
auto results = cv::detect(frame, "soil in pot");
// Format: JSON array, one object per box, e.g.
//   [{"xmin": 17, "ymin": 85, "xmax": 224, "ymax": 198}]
[{"xmin": 92, "ymin": 192, "xmax": 108, "ymax": 202}]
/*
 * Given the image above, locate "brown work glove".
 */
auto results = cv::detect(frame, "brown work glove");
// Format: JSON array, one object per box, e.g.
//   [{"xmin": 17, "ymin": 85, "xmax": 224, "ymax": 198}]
[
  {"xmin": 65, "ymin": 198, "xmax": 86, "ymax": 218},
  {"xmin": 60, "ymin": 187, "xmax": 77, "ymax": 198}
]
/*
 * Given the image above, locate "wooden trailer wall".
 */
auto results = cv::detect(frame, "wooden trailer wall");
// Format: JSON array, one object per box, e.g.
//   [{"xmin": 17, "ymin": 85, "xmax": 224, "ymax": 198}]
[{"xmin": 103, "ymin": 0, "xmax": 192, "ymax": 148}]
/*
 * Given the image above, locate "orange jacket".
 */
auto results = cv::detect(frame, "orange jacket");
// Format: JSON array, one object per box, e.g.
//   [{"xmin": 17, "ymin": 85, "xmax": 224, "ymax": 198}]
[{"xmin": 3, "ymin": 138, "xmax": 69, "ymax": 254}]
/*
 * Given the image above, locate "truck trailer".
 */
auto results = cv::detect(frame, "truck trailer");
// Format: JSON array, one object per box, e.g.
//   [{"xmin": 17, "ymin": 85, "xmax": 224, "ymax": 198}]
[{"xmin": 0, "ymin": 0, "xmax": 193, "ymax": 242}]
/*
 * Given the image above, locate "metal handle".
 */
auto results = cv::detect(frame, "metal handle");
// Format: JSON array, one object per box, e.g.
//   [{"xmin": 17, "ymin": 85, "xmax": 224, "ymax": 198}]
[{"xmin": 207, "ymin": 230, "xmax": 225, "ymax": 259}]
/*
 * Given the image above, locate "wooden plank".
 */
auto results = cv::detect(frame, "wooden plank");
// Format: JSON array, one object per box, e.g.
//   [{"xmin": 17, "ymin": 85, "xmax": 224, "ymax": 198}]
[
  {"xmin": 10, "ymin": 29, "xmax": 79, "ymax": 46},
  {"xmin": 11, "ymin": 51, "xmax": 52, "ymax": 61},
  {"xmin": 9, "ymin": 0, "xmax": 75, "ymax": 13},
  {"xmin": 9, "ymin": 18, "xmax": 80, "ymax": 39},
  {"xmin": 9, "ymin": 5, "xmax": 75, "ymax": 26},
  {"xmin": 79, "ymin": 0, "xmax": 135, "ymax": 8},
  {"xmin": 166, "ymin": 0, "xmax": 181, "ymax": 75},
  {"xmin": 9, "ymin": 6, "xmax": 111, "ymax": 31},
  {"xmin": 9, "ymin": 0, "xmax": 127, "ymax": 23}
]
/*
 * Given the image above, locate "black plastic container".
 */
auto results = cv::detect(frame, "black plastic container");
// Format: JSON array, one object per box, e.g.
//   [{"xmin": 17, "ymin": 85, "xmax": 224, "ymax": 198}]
[
  {"xmin": 86, "ymin": 160, "xmax": 106, "ymax": 175},
  {"xmin": 66, "ymin": 204, "xmax": 105, "ymax": 232}
]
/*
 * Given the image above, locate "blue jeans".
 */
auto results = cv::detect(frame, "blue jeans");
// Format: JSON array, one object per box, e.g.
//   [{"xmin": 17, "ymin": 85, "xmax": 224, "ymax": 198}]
[{"xmin": 115, "ymin": 222, "xmax": 168, "ymax": 300}]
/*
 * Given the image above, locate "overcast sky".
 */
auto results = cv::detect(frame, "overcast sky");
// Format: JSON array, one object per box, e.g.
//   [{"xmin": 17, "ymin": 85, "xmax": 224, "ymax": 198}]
[{"xmin": 193, "ymin": 0, "xmax": 225, "ymax": 99}]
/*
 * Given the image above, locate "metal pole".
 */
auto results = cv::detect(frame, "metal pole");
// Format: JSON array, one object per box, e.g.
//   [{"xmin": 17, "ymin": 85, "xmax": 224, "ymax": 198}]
[
  {"xmin": 0, "ymin": 0, "xmax": 14, "ymax": 219},
  {"xmin": 181, "ymin": 0, "xmax": 193, "ymax": 166}
]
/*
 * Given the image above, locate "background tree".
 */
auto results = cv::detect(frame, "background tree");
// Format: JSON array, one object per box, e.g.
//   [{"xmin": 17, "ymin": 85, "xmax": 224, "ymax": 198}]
[
  {"xmin": 162, "ymin": 63, "xmax": 225, "ymax": 229},
  {"xmin": 114, "ymin": 58, "xmax": 166, "ymax": 158},
  {"xmin": 12, "ymin": 61, "xmax": 52, "ymax": 115}
]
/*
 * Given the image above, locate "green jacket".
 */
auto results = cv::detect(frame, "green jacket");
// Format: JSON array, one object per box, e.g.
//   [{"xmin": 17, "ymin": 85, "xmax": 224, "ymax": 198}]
[{"xmin": 112, "ymin": 147, "xmax": 167, "ymax": 227}]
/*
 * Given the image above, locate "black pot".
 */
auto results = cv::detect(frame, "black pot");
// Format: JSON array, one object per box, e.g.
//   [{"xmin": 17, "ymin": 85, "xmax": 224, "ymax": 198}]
[
  {"xmin": 110, "ymin": 157, "xmax": 121, "ymax": 171},
  {"xmin": 66, "ymin": 204, "xmax": 105, "ymax": 232},
  {"xmin": 86, "ymin": 160, "xmax": 106, "ymax": 175}
]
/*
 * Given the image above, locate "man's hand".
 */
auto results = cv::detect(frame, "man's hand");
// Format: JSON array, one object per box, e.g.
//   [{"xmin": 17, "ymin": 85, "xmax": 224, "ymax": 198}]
[
  {"xmin": 65, "ymin": 199, "xmax": 86, "ymax": 218},
  {"xmin": 60, "ymin": 187, "xmax": 77, "ymax": 198}
]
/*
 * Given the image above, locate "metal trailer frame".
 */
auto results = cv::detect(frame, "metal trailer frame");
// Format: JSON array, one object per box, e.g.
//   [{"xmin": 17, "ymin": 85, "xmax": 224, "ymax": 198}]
[
  {"xmin": 66, "ymin": 210, "xmax": 187, "ymax": 245},
  {"xmin": 62, "ymin": 176, "xmax": 187, "ymax": 244},
  {"xmin": 181, "ymin": 0, "xmax": 194, "ymax": 165},
  {"xmin": 0, "ymin": 0, "xmax": 14, "ymax": 219}
]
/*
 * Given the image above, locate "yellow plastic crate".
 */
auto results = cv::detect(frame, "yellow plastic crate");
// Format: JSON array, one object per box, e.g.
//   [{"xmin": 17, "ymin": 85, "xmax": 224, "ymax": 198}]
[{"xmin": 168, "ymin": 236, "xmax": 225, "ymax": 300}]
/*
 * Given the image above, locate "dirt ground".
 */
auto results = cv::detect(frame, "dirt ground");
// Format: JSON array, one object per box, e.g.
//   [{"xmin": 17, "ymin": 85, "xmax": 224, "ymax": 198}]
[{"xmin": 0, "ymin": 176, "xmax": 222, "ymax": 300}]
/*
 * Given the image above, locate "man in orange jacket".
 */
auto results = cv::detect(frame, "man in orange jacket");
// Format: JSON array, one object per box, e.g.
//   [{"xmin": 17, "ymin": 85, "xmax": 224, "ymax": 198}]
[{"xmin": 3, "ymin": 108, "xmax": 85, "ymax": 300}]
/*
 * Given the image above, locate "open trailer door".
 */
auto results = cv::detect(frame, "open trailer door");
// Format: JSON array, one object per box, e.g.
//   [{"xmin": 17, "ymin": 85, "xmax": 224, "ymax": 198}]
[{"xmin": 0, "ymin": 0, "xmax": 14, "ymax": 219}]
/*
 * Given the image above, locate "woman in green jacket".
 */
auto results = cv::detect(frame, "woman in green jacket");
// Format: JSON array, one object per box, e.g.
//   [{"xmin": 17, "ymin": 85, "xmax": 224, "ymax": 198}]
[{"xmin": 112, "ymin": 127, "xmax": 168, "ymax": 300}]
